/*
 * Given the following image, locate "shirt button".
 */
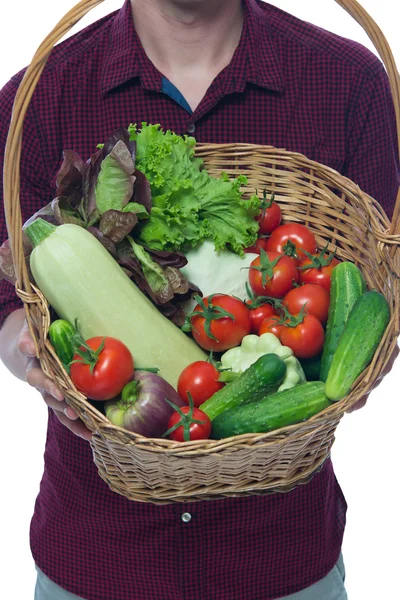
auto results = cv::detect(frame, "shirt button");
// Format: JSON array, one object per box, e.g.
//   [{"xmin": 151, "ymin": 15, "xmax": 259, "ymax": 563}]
[
  {"xmin": 187, "ymin": 123, "xmax": 196, "ymax": 134},
  {"xmin": 181, "ymin": 512, "xmax": 192, "ymax": 523}
]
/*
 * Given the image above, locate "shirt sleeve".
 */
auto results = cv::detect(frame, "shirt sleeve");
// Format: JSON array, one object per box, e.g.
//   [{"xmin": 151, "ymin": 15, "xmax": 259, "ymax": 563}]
[
  {"xmin": 0, "ymin": 73, "xmax": 52, "ymax": 329},
  {"xmin": 343, "ymin": 64, "xmax": 399, "ymax": 220}
]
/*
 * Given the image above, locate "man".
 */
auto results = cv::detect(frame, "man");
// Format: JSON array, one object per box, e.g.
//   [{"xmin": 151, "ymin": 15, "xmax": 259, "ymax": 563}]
[{"xmin": 0, "ymin": 1, "xmax": 398, "ymax": 599}]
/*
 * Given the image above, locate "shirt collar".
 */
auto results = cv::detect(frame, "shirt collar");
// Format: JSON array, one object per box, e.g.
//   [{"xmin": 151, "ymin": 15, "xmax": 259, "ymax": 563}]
[
  {"xmin": 101, "ymin": 0, "xmax": 285, "ymax": 96},
  {"xmin": 101, "ymin": 0, "xmax": 160, "ymax": 96},
  {"xmin": 241, "ymin": 0, "xmax": 285, "ymax": 93}
]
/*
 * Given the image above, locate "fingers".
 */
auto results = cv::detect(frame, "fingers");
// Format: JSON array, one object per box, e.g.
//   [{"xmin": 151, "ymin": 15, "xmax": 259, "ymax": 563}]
[
  {"xmin": 41, "ymin": 389, "xmax": 92, "ymax": 440},
  {"xmin": 17, "ymin": 319, "xmax": 37, "ymax": 357},
  {"xmin": 16, "ymin": 319, "xmax": 92, "ymax": 440},
  {"xmin": 38, "ymin": 386, "xmax": 74, "ymax": 416},
  {"xmin": 49, "ymin": 399, "xmax": 93, "ymax": 440},
  {"xmin": 25, "ymin": 358, "xmax": 92, "ymax": 440},
  {"xmin": 26, "ymin": 357, "xmax": 64, "ymax": 399}
]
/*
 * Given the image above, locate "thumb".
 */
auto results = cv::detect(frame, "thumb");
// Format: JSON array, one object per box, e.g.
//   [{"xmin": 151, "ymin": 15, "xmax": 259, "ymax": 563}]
[{"xmin": 17, "ymin": 319, "xmax": 37, "ymax": 357}]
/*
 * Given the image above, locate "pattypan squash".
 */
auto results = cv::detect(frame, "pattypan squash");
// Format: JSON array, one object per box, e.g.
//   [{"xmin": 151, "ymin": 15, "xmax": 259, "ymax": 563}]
[{"xmin": 220, "ymin": 333, "xmax": 306, "ymax": 392}]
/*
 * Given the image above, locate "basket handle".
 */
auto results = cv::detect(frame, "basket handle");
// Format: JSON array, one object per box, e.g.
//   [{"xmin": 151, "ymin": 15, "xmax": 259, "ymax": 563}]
[
  {"xmin": 3, "ymin": 0, "xmax": 400, "ymax": 292},
  {"xmin": 334, "ymin": 0, "xmax": 400, "ymax": 236}
]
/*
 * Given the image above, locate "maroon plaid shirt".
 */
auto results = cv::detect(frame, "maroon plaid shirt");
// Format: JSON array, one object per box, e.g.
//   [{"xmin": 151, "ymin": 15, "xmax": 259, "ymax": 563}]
[{"xmin": 0, "ymin": 1, "xmax": 398, "ymax": 599}]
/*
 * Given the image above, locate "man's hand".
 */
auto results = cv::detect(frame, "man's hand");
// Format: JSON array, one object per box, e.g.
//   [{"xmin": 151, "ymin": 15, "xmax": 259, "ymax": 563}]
[
  {"xmin": 18, "ymin": 320, "xmax": 92, "ymax": 439},
  {"xmin": 346, "ymin": 343, "xmax": 399, "ymax": 413}
]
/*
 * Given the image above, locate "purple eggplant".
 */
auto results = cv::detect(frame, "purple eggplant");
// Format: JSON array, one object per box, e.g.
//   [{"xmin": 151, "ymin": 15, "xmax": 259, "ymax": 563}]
[{"xmin": 104, "ymin": 370, "xmax": 185, "ymax": 438}]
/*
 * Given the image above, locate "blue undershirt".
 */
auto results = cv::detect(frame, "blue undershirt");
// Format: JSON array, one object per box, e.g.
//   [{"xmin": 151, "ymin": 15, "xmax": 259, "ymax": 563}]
[{"xmin": 161, "ymin": 77, "xmax": 193, "ymax": 114}]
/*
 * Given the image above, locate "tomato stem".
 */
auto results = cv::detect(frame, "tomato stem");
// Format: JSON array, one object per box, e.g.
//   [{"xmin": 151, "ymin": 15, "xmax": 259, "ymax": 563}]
[
  {"xmin": 183, "ymin": 294, "xmax": 236, "ymax": 342},
  {"xmin": 206, "ymin": 351, "xmax": 235, "ymax": 379},
  {"xmin": 162, "ymin": 393, "xmax": 206, "ymax": 442},
  {"xmin": 245, "ymin": 281, "xmax": 282, "ymax": 309},
  {"xmin": 257, "ymin": 189, "xmax": 276, "ymax": 221},
  {"xmin": 282, "ymin": 239, "xmax": 298, "ymax": 259},
  {"xmin": 297, "ymin": 242, "xmax": 337, "ymax": 270},
  {"xmin": 248, "ymin": 248, "xmax": 282, "ymax": 287},
  {"xmin": 68, "ymin": 319, "xmax": 106, "ymax": 374},
  {"xmin": 280, "ymin": 303, "xmax": 308, "ymax": 327},
  {"xmin": 206, "ymin": 351, "xmax": 222, "ymax": 370}
]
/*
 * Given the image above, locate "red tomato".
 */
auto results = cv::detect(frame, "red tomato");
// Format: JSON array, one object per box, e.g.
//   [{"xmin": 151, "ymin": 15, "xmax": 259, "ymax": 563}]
[
  {"xmin": 257, "ymin": 194, "xmax": 282, "ymax": 235},
  {"xmin": 244, "ymin": 237, "xmax": 268, "ymax": 254},
  {"xmin": 247, "ymin": 302, "xmax": 277, "ymax": 334},
  {"xmin": 280, "ymin": 314, "xmax": 325, "ymax": 359},
  {"xmin": 283, "ymin": 284, "xmax": 330, "ymax": 324},
  {"xmin": 266, "ymin": 223, "xmax": 317, "ymax": 263},
  {"xmin": 248, "ymin": 250, "xmax": 299, "ymax": 298},
  {"xmin": 178, "ymin": 361, "xmax": 224, "ymax": 407},
  {"xmin": 190, "ymin": 294, "xmax": 251, "ymax": 352},
  {"xmin": 298, "ymin": 255, "xmax": 340, "ymax": 292},
  {"xmin": 258, "ymin": 315, "xmax": 284, "ymax": 339},
  {"xmin": 70, "ymin": 337, "xmax": 134, "ymax": 400},
  {"xmin": 166, "ymin": 406, "xmax": 212, "ymax": 442}
]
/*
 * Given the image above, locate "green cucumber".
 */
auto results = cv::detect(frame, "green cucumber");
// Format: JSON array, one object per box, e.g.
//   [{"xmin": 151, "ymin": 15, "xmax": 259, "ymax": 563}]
[
  {"xmin": 48, "ymin": 319, "xmax": 77, "ymax": 371},
  {"xmin": 319, "ymin": 262, "xmax": 366, "ymax": 381},
  {"xmin": 325, "ymin": 290, "xmax": 390, "ymax": 401},
  {"xmin": 211, "ymin": 381, "xmax": 331, "ymax": 438},
  {"xmin": 200, "ymin": 353, "xmax": 287, "ymax": 420}
]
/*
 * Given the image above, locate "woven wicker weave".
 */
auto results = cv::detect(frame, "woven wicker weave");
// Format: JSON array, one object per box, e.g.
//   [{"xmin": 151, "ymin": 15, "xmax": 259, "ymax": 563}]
[{"xmin": 3, "ymin": 0, "xmax": 400, "ymax": 504}]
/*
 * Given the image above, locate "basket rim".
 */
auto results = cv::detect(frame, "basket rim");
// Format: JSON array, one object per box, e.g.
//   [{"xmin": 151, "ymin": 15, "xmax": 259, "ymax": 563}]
[
  {"xmin": 194, "ymin": 142, "xmax": 398, "ymax": 241},
  {"xmin": 92, "ymin": 411, "xmax": 342, "ymax": 456}
]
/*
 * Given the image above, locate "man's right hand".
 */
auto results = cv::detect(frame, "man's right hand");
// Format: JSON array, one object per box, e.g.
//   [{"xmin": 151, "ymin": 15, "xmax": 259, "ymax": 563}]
[{"xmin": 1, "ymin": 309, "xmax": 92, "ymax": 440}]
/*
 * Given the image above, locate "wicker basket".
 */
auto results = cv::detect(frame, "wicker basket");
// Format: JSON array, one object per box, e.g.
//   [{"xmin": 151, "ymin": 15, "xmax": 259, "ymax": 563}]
[{"xmin": 3, "ymin": 0, "xmax": 400, "ymax": 504}]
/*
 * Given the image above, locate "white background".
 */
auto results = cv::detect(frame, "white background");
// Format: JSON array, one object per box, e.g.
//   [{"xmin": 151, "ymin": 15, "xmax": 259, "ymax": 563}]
[{"xmin": 0, "ymin": 1, "xmax": 399, "ymax": 598}]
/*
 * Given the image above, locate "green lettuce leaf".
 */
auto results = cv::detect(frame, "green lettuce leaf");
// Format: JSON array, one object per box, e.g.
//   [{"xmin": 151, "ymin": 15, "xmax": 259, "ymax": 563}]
[
  {"xmin": 196, "ymin": 173, "xmax": 260, "ymax": 254},
  {"xmin": 95, "ymin": 140, "xmax": 136, "ymax": 215},
  {"xmin": 129, "ymin": 123, "xmax": 260, "ymax": 255},
  {"xmin": 122, "ymin": 202, "xmax": 149, "ymax": 220}
]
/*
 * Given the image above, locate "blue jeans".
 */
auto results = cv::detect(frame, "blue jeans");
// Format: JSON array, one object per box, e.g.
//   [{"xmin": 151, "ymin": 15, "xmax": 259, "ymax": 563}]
[{"xmin": 34, "ymin": 553, "xmax": 347, "ymax": 599}]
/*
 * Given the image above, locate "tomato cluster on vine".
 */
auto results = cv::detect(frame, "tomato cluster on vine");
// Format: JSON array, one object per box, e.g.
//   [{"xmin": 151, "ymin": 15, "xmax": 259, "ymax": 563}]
[
  {"xmin": 244, "ymin": 216, "xmax": 339, "ymax": 360},
  {"xmin": 184, "ymin": 196, "xmax": 339, "ymax": 361}
]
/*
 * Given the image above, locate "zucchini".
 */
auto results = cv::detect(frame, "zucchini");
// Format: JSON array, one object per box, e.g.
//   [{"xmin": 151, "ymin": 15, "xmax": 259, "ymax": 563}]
[
  {"xmin": 211, "ymin": 381, "xmax": 331, "ymax": 438},
  {"xmin": 325, "ymin": 290, "xmax": 390, "ymax": 401},
  {"xmin": 25, "ymin": 219, "xmax": 207, "ymax": 388},
  {"xmin": 48, "ymin": 319, "xmax": 76, "ymax": 371},
  {"xmin": 319, "ymin": 262, "xmax": 366, "ymax": 381},
  {"xmin": 200, "ymin": 353, "xmax": 287, "ymax": 420}
]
